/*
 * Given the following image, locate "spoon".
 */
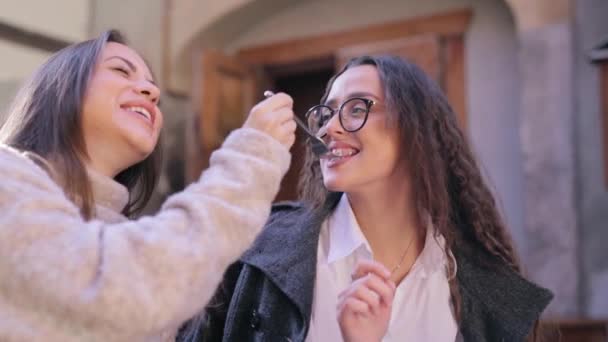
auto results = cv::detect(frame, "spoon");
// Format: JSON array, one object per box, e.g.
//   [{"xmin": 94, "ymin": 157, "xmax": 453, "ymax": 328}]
[{"xmin": 263, "ymin": 90, "xmax": 329, "ymax": 156}]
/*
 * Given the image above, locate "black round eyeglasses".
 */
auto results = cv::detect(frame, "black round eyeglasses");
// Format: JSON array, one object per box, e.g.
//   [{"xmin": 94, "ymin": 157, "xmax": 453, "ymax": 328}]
[{"xmin": 305, "ymin": 97, "xmax": 375, "ymax": 135}]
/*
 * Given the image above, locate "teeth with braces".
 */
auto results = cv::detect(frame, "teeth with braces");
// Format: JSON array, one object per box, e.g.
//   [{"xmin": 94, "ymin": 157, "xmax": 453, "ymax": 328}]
[
  {"xmin": 330, "ymin": 148, "xmax": 358, "ymax": 157},
  {"xmin": 126, "ymin": 106, "xmax": 152, "ymax": 121}
]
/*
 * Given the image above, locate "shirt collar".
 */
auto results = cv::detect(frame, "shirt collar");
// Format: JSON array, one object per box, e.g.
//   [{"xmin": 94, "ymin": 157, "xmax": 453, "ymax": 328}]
[
  {"xmin": 414, "ymin": 222, "xmax": 449, "ymax": 278},
  {"xmin": 325, "ymin": 196, "xmax": 449, "ymax": 277},
  {"xmin": 326, "ymin": 194, "xmax": 371, "ymax": 264}
]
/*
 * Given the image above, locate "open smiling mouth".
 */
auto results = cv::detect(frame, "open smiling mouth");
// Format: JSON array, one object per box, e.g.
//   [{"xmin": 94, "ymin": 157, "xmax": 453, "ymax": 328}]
[
  {"xmin": 323, "ymin": 147, "xmax": 360, "ymax": 164},
  {"xmin": 123, "ymin": 106, "xmax": 153, "ymax": 123}
]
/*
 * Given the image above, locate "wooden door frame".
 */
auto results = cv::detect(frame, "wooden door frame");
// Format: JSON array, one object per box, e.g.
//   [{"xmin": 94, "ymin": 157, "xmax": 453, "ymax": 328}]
[{"xmin": 236, "ymin": 8, "xmax": 472, "ymax": 128}]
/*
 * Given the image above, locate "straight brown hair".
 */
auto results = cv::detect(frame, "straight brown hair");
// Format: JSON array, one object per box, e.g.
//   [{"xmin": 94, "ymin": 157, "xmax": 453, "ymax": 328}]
[{"xmin": 0, "ymin": 29, "xmax": 162, "ymax": 219}]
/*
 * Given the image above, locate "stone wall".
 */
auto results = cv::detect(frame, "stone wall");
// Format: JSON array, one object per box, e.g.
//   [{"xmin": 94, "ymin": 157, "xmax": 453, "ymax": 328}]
[
  {"xmin": 518, "ymin": 21, "xmax": 579, "ymax": 316},
  {"xmin": 0, "ymin": 80, "xmax": 18, "ymax": 124},
  {"xmin": 0, "ymin": 0, "xmax": 88, "ymax": 123},
  {"xmin": 574, "ymin": 0, "xmax": 608, "ymax": 318}
]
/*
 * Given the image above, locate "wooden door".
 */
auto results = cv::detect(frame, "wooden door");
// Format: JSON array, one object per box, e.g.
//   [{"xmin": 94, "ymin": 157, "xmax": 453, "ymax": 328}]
[
  {"xmin": 186, "ymin": 50, "xmax": 256, "ymax": 182},
  {"xmin": 336, "ymin": 34, "xmax": 467, "ymax": 130},
  {"xmin": 192, "ymin": 9, "xmax": 472, "ymax": 193},
  {"xmin": 336, "ymin": 34, "xmax": 441, "ymax": 80}
]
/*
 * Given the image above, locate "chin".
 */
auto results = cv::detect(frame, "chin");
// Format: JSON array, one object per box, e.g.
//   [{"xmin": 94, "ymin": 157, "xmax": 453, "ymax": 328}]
[
  {"xmin": 124, "ymin": 135, "xmax": 157, "ymax": 162},
  {"xmin": 118, "ymin": 119, "xmax": 159, "ymax": 152},
  {"xmin": 322, "ymin": 175, "xmax": 350, "ymax": 193}
]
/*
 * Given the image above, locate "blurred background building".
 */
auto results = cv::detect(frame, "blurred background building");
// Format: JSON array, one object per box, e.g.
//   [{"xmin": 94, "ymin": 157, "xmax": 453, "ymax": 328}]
[{"xmin": 1, "ymin": 0, "xmax": 607, "ymax": 339}]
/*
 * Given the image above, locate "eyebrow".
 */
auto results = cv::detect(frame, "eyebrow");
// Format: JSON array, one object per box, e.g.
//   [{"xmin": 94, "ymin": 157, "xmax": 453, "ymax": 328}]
[
  {"xmin": 325, "ymin": 91, "xmax": 379, "ymax": 106},
  {"xmin": 104, "ymin": 56, "xmax": 156, "ymax": 85}
]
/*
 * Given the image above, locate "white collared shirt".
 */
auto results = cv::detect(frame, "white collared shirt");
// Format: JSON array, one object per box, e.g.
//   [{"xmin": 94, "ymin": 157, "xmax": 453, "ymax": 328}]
[{"xmin": 305, "ymin": 195, "xmax": 459, "ymax": 341}]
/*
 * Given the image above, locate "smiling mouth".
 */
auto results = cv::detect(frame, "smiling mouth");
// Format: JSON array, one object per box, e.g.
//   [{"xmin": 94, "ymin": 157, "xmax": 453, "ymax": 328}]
[
  {"xmin": 323, "ymin": 147, "xmax": 360, "ymax": 164},
  {"xmin": 329, "ymin": 148, "xmax": 358, "ymax": 157},
  {"xmin": 123, "ymin": 106, "xmax": 152, "ymax": 123}
]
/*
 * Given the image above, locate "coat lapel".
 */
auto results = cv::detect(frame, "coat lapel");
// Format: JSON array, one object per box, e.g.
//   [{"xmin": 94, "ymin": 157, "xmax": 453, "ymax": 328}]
[{"xmin": 240, "ymin": 199, "xmax": 334, "ymax": 323}]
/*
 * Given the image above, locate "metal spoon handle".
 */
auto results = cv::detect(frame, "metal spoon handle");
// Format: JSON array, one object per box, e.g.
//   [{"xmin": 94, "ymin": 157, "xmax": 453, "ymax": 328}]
[
  {"xmin": 293, "ymin": 115, "xmax": 320, "ymax": 141},
  {"xmin": 264, "ymin": 90, "xmax": 329, "ymax": 155}
]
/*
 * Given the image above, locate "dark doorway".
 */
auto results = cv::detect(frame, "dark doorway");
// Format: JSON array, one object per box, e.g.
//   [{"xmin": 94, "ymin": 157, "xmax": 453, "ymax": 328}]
[{"xmin": 271, "ymin": 63, "xmax": 335, "ymax": 202}]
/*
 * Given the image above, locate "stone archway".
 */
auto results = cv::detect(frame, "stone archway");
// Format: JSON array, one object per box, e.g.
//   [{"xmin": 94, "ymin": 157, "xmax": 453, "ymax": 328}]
[{"xmin": 167, "ymin": 0, "xmax": 297, "ymax": 95}]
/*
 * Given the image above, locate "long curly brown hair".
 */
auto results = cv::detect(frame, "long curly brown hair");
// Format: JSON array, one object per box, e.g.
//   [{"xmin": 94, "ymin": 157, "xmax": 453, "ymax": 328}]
[{"xmin": 298, "ymin": 55, "xmax": 541, "ymax": 340}]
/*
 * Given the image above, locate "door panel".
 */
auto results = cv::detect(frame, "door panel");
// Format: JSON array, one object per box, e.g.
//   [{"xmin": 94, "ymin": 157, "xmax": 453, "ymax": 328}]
[
  {"xmin": 191, "ymin": 12, "xmax": 469, "ymax": 196},
  {"xmin": 336, "ymin": 34, "xmax": 441, "ymax": 82},
  {"xmin": 336, "ymin": 34, "xmax": 467, "ymax": 130},
  {"xmin": 186, "ymin": 50, "xmax": 255, "ymax": 182}
]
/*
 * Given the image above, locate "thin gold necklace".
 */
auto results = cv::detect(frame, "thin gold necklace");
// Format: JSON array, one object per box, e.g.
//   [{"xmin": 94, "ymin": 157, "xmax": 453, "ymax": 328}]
[{"xmin": 390, "ymin": 235, "xmax": 415, "ymax": 275}]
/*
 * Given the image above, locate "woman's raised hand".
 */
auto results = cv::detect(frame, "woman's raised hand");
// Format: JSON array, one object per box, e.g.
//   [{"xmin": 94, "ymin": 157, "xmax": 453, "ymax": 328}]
[
  {"xmin": 243, "ymin": 92, "xmax": 297, "ymax": 149},
  {"xmin": 337, "ymin": 260, "xmax": 397, "ymax": 342}
]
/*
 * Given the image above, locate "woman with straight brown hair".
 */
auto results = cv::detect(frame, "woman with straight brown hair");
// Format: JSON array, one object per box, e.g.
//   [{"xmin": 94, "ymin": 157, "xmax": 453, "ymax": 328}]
[
  {"xmin": 0, "ymin": 29, "xmax": 296, "ymax": 341},
  {"xmin": 180, "ymin": 55, "xmax": 553, "ymax": 342}
]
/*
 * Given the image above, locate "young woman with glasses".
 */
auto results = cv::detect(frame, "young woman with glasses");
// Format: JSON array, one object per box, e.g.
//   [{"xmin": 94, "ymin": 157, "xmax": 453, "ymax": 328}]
[{"xmin": 180, "ymin": 55, "xmax": 553, "ymax": 342}]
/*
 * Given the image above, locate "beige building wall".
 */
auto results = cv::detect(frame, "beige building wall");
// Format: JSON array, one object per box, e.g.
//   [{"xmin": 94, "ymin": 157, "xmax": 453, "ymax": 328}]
[
  {"xmin": 89, "ymin": 0, "xmax": 164, "ymax": 78},
  {"xmin": 0, "ymin": 0, "xmax": 89, "ymax": 42},
  {"xmin": 0, "ymin": 0, "xmax": 90, "ymax": 122},
  {"xmin": 0, "ymin": 40, "xmax": 50, "ymax": 118},
  {"xmin": 0, "ymin": 41, "xmax": 51, "ymax": 81}
]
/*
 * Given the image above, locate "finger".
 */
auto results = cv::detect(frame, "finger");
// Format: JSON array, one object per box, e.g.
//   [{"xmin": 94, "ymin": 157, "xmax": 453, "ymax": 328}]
[
  {"xmin": 351, "ymin": 285, "xmax": 382, "ymax": 313},
  {"xmin": 248, "ymin": 93, "xmax": 292, "ymax": 120},
  {"xmin": 283, "ymin": 135, "xmax": 296, "ymax": 149},
  {"xmin": 338, "ymin": 297, "xmax": 371, "ymax": 316},
  {"xmin": 338, "ymin": 277, "xmax": 363, "ymax": 301},
  {"xmin": 278, "ymin": 132, "xmax": 296, "ymax": 149},
  {"xmin": 288, "ymin": 134, "xmax": 296, "ymax": 147},
  {"xmin": 337, "ymin": 275, "xmax": 373, "ymax": 302},
  {"xmin": 282, "ymin": 120, "xmax": 297, "ymax": 133},
  {"xmin": 351, "ymin": 260, "xmax": 391, "ymax": 281},
  {"xmin": 362, "ymin": 273, "xmax": 396, "ymax": 307},
  {"xmin": 340, "ymin": 273, "xmax": 394, "ymax": 308},
  {"xmin": 260, "ymin": 92, "xmax": 293, "ymax": 111},
  {"xmin": 269, "ymin": 108, "xmax": 294, "ymax": 125}
]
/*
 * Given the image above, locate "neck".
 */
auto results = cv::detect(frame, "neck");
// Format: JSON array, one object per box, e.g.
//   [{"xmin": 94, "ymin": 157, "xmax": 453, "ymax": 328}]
[
  {"xmin": 84, "ymin": 149, "xmax": 131, "ymax": 178},
  {"xmin": 346, "ymin": 178, "xmax": 425, "ymax": 278}
]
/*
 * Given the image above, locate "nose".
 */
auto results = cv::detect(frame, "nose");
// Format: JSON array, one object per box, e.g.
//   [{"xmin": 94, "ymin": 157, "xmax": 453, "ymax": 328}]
[
  {"xmin": 319, "ymin": 112, "xmax": 344, "ymax": 141},
  {"xmin": 135, "ymin": 79, "xmax": 160, "ymax": 104}
]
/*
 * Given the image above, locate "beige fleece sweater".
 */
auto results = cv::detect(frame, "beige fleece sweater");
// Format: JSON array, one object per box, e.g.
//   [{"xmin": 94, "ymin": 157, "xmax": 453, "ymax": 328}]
[{"xmin": 0, "ymin": 128, "xmax": 290, "ymax": 342}]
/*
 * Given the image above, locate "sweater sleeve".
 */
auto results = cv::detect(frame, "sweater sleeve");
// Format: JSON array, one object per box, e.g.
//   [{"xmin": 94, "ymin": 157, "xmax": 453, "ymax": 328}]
[{"xmin": 0, "ymin": 127, "xmax": 290, "ymax": 335}]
